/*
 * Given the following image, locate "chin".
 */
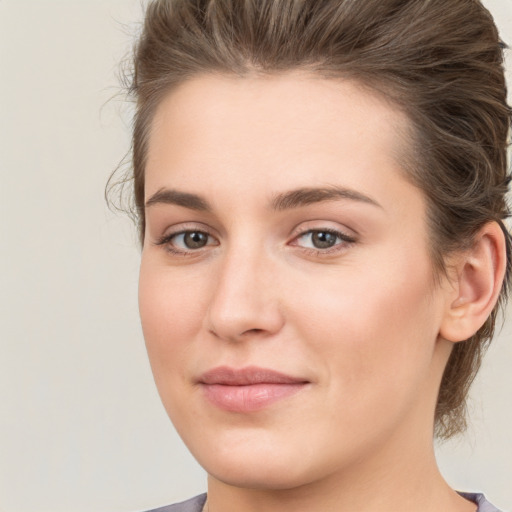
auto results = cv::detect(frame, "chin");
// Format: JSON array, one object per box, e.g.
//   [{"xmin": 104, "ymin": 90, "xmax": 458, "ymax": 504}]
[
  {"xmin": 206, "ymin": 459, "xmax": 315, "ymax": 491},
  {"xmin": 185, "ymin": 428, "xmax": 335, "ymax": 491}
]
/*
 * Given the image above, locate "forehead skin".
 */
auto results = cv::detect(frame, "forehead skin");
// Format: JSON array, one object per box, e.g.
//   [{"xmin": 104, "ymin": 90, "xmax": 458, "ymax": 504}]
[{"xmin": 145, "ymin": 71, "xmax": 416, "ymax": 215}]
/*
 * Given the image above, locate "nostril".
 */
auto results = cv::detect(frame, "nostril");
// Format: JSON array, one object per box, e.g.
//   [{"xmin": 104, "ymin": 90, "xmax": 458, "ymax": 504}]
[{"xmin": 242, "ymin": 328, "xmax": 265, "ymax": 335}]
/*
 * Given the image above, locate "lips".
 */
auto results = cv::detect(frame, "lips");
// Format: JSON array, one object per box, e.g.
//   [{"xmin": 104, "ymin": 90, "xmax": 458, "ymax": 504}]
[{"xmin": 198, "ymin": 366, "xmax": 309, "ymax": 412}]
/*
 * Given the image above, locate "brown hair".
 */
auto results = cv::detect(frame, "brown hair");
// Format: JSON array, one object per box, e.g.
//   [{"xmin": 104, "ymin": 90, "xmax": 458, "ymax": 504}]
[{"xmin": 113, "ymin": 0, "xmax": 512, "ymax": 439}]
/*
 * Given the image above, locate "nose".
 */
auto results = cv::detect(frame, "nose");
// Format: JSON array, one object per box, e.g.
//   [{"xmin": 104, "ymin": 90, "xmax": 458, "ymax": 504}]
[{"xmin": 205, "ymin": 245, "xmax": 285, "ymax": 343}]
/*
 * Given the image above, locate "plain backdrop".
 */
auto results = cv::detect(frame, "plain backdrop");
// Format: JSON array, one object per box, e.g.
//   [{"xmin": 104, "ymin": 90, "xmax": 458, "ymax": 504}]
[{"xmin": 0, "ymin": 1, "xmax": 510, "ymax": 511}]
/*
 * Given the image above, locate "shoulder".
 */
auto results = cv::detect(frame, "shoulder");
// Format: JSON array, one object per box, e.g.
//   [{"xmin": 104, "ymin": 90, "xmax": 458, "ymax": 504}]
[
  {"xmin": 459, "ymin": 492, "xmax": 504, "ymax": 512},
  {"xmin": 143, "ymin": 493, "xmax": 207, "ymax": 512}
]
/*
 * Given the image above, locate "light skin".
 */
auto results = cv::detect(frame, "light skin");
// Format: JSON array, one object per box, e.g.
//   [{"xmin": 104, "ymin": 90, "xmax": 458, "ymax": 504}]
[{"xmin": 139, "ymin": 72, "xmax": 506, "ymax": 512}]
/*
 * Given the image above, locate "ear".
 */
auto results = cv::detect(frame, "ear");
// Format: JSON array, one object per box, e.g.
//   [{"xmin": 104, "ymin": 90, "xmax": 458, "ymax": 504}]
[{"xmin": 440, "ymin": 221, "xmax": 507, "ymax": 343}]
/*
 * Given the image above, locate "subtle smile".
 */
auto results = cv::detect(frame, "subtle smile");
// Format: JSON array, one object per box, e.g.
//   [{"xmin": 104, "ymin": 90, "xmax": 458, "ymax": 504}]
[{"xmin": 198, "ymin": 366, "xmax": 310, "ymax": 413}]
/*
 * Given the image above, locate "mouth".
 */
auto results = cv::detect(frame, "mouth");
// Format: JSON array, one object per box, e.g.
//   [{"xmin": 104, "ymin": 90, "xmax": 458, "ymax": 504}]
[{"xmin": 198, "ymin": 366, "xmax": 310, "ymax": 413}]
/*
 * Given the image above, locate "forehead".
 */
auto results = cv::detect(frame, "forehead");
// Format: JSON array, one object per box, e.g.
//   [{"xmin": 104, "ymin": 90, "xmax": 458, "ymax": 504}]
[
  {"xmin": 148, "ymin": 71, "xmax": 410, "ymax": 154},
  {"xmin": 145, "ymin": 72, "xmax": 418, "ymax": 214}
]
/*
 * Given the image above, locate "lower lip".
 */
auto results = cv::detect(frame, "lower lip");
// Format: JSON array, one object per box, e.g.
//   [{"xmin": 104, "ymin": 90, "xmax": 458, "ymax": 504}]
[{"xmin": 201, "ymin": 383, "xmax": 307, "ymax": 412}]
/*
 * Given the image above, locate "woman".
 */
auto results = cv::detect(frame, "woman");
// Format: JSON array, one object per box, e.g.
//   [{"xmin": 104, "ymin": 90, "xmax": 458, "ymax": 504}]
[{"xmin": 118, "ymin": 0, "xmax": 511, "ymax": 510}]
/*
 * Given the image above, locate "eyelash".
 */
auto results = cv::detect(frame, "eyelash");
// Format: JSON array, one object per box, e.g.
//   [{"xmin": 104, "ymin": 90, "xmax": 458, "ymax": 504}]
[
  {"xmin": 155, "ymin": 227, "xmax": 356, "ymax": 257},
  {"xmin": 291, "ymin": 228, "xmax": 356, "ymax": 256},
  {"xmin": 155, "ymin": 230, "xmax": 218, "ymax": 256}
]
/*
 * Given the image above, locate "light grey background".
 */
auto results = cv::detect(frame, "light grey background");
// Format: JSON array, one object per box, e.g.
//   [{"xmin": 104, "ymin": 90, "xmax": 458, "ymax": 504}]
[{"xmin": 0, "ymin": 1, "xmax": 510, "ymax": 511}]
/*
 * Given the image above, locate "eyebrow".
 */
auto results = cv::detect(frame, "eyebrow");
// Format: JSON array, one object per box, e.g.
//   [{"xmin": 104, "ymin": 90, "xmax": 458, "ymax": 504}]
[
  {"xmin": 145, "ymin": 185, "xmax": 382, "ymax": 211},
  {"xmin": 145, "ymin": 188, "xmax": 213, "ymax": 211},
  {"xmin": 270, "ymin": 186, "xmax": 382, "ymax": 211}
]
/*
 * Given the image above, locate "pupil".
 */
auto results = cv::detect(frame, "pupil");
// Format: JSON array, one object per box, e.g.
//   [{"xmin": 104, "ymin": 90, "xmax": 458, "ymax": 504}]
[
  {"xmin": 312, "ymin": 231, "xmax": 336, "ymax": 249},
  {"xmin": 184, "ymin": 232, "xmax": 208, "ymax": 249}
]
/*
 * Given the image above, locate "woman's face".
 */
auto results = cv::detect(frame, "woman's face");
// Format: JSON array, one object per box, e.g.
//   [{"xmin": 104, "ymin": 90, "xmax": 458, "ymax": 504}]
[{"xmin": 139, "ymin": 73, "xmax": 453, "ymax": 489}]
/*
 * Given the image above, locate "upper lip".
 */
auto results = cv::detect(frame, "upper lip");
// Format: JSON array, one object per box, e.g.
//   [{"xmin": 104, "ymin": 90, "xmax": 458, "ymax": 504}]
[{"xmin": 198, "ymin": 366, "xmax": 309, "ymax": 386}]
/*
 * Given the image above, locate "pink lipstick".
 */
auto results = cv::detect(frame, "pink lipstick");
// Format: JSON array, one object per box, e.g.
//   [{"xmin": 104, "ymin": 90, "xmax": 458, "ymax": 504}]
[{"xmin": 199, "ymin": 366, "xmax": 309, "ymax": 412}]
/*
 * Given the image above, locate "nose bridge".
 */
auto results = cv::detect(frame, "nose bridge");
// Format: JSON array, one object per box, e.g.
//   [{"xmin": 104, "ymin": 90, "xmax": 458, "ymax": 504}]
[{"xmin": 206, "ymin": 238, "xmax": 283, "ymax": 341}]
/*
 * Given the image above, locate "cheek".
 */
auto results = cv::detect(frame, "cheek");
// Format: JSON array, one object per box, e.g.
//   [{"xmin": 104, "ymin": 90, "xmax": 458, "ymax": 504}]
[
  {"xmin": 294, "ymin": 250, "xmax": 440, "ymax": 400},
  {"xmin": 138, "ymin": 257, "xmax": 209, "ymax": 378}
]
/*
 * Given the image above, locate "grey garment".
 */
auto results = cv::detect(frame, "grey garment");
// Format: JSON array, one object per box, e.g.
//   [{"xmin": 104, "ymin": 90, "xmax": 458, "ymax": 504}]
[
  {"xmin": 145, "ymin": 492, "xmax": 502, "ymax": 511},
  {"xmin": 145, "ymin": 494, "xmax": 207, "ymax": 512},
  {"xmin": 459, "ymin": 492, "xmax": 503, "ymax": 512}
]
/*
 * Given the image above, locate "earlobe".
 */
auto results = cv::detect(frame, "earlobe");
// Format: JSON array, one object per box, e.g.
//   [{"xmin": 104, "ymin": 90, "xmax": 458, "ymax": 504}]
[{"xmin": 439, "ymin": 222, "xmax": 507, "ymax": 343}]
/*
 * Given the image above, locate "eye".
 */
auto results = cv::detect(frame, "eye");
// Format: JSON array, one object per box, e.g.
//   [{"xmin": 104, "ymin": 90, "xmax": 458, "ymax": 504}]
[
  {"xmin": 156, "ymin": 229, "xmax": 218, "ymax": 254},
  {"xmin": 173, "ymin": 231, "xmax": 211, "ymax": 249},
  {"xmin": 293, "ymin": 229, "xmax": 356, "ymax": 252}
]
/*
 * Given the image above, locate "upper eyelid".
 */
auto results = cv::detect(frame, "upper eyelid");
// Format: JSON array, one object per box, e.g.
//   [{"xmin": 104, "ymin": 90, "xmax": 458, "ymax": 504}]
[
  {"xmin": 156, "ymin": 228, "xmax": 217, "ymax": 245},
  {"xmin": 295, "ymin": 227, "xmax": 351, "ymax": 236},
  {"xmin": 157, "ymin": 222, "xmax": 218, "ymax": 239},
  {"xmin": 158, "ymin": 226, "xmax": 352, "ymax": 239}
]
